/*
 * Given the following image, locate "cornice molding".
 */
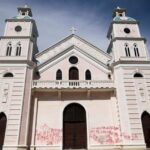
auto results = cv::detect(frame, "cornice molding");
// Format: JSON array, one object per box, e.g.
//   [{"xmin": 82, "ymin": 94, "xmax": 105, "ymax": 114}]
[
  {"xmin": 112, "ymin": 20, "xmax": 139, "ymax": 24},
  {"xmin": 5, "ymin": 19, "xmax": 35, "ymax": 23},
  {"xmin": 107, "ymin": 37, "xmax": 146, "ymax": 53},
  {"xmin": 112, "ymin": 60, "xmax": 150, "ymax": 67},
  {"xmin": 0, "ymin": 36, "xmax": 34, "ymax": 41},
  {"xmin": 0, "ymin": 60, "xmax": 36, "ymax": 67}
]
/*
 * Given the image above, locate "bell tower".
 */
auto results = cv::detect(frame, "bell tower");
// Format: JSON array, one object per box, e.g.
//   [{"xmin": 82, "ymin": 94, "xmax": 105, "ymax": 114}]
[
  {"xmin": 0, "ymin": 5, "xmax": 38, "ymax": 150},
  {"xmin": 2, "ymin": 5, "xmax": 38, "ymax": 60},
  {"xmin": 107, "ymin": 7, "xmax": 150, "ymax": 148},
  {"xmin": 107, "ymin": 7, "xmax": 149, "ymax": 62}
]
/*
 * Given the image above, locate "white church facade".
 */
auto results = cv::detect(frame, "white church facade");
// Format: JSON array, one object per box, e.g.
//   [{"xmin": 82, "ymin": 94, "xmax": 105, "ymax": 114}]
[{"xmin": 0, "ymin": 5, "xmax": 150, "ymax": 150}]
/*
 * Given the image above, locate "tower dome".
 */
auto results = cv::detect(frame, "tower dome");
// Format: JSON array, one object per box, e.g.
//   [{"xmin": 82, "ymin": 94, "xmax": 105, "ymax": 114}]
[
  {"xmin": 113, "ymin": 16, "xmax": 136, "ymax": 22},
  {"xmin": 113, "ymin": 7, "xmax": 136, "ymax": 22}
]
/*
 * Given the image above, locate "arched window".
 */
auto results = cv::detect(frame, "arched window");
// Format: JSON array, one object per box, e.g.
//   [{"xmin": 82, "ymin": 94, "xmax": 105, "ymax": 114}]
[
  {"xmin": 6, "ymin": 43, "xmax": 12, "ymax": 56},
  {"xmin": 69, "ymin": 67, "xmax": 79, "ymax": 80},
  {"xmin": 125, "ymin": 43, "xmax": 130, "ymax": 57},
  {"xmin": 0, "ymin": 113, "xmax": 7, "ymax": 146},
  {"xmin": 108, "ymin": 74, "xmax": 111, "ymax": 80},
  {"xmin": 134, "ymin": 73, "xmax": 143, "ymax": 78},
  {"xmin": 141, "ymin": 111, "xmax": 150, "ymax": 148},
  {"xmin": 56, "ymin": 69, "xmax": 62, "ymax": 80},
  {"xmin": 85, "ymin": 70, "xmax": 91, "ymax": 80},
  {"xmin": 16, "ymin": 43, "xmax": 22, "ymax": 56},
  {"xmin": 63, "ymin": 103, "xmax": 87, "ymax": 149},
  {"xmin": 3, "ymin": 72, "xmax": 13, "ymax": 77},
  {"xmin": 134, "ymin": 44, "xmax": 140, "ymax": 57}
]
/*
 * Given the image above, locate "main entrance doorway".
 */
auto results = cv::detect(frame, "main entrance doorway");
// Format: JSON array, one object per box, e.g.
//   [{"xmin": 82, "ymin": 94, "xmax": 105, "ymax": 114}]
[
  {"xmin": 63, "ymin": 103, "xmax": 87, "ymax": 149},
  {"xmin": 0, "ymin": 113, "xmax": 7, "ymax": 148},
  {"xmin": 142, "ymin": 111, "xmax": 150, "ymax": 148}
]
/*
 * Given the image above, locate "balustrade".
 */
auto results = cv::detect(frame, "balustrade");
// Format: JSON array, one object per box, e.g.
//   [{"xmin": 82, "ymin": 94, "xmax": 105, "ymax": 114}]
[{"xmin": 32, "ymin": 80, "xmax": 114, "ymax": 89}]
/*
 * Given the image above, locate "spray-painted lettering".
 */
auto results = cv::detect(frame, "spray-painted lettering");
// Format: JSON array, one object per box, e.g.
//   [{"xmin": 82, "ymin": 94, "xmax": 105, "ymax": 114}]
[
  {"xmin": 36, "ymin": 124, "xmax": 62, "ymax": 145},
  {"xmin": 90, "ymin": 126, "xmax": 140, "ymax": 144}
]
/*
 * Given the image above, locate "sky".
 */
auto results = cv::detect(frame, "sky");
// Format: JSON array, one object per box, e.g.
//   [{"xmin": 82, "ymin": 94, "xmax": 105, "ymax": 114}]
[{"xmin": 0, "ymin": 0, "xmax": 150, "ymax": 53}]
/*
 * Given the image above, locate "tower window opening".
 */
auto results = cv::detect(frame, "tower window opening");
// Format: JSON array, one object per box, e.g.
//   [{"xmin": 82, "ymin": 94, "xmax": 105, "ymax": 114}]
[
  {"xmin": 22, "ymin": 12, "xmax": 26, "ymax": 16},
  {"xmin": 6, "ymin": 43, "xmax": 12, "ymax": 56},
  {"xmin": 119, "ymin": 13, "xmax": 123, "ymax": 17},
  {"xmin": 108, "ymin": 74, "xmax": 111, "ymax": 80},
  {"xmin": 124, "ymin": 28, "xmax": 131, "ymax": 34},
  {"xmin": 125, "ymin": 44, "xmax": 130, "ymax": 57},
  {"xmin": 15, "ymin": 26, "xmax": 22, "ymax": 32},
  {"xmin": 16, "ymin": 43, "xmax": 22, "ymax": 56},
  {"xmin": 134, "ymin": 44, "xmax": 140, "ymax": 57},
  {"xmin": 110, "ymin": 35, "xmax": 113, "ymax": 40}
]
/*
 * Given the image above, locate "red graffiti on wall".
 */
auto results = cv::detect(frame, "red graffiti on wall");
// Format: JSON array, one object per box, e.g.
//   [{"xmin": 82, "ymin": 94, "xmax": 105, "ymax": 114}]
[
  {"xmin": 90, "ymin": 126, "xmax": 121, "ymax": 144},
  {"xmin": 121, "ymin": 133, "xmax": 139, "ymax": 141},
  {"xmin": 90, "ymin": 126, "xmax": 140, "ymax": 145},
  {"xmin": 36, "ymin": 124, "xmax": 62, "ymax": 145}
]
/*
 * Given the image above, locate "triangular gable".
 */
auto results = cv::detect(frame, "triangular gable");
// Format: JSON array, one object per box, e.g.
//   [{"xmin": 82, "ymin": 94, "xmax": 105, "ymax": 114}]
[
  {"xmin": 36, "ymin": 34, "xmax": 112, "ymax": 65},
  {"xmin": 38, "ymin": 45, "xmax": 110, "ymax": 74}
]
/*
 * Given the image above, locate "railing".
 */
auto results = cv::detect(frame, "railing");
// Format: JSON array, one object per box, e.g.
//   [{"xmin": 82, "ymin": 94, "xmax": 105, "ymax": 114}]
[{"xmin": 32, "ymin": 80, "xmax": 114, "ymax": 89}]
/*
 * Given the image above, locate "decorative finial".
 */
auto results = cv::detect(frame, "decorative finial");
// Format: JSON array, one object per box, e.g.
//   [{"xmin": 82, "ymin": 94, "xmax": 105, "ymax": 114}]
[
  {"xmin": 70, "ymin": 27, "xmax": 77, "ymax": 34},
  {"xmin": 24, "ymin": 4, "xmax": 28, "ymax": 8},
  {"xmin": 117, "ymin": 6, "xmax": 121, "ymax": 9}
]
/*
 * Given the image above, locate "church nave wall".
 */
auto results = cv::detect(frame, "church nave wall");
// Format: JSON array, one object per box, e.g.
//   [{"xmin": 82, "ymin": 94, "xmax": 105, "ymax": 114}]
[{"xmin": 30, "ymin": 90, "xmax": 121, "ymax": 149}]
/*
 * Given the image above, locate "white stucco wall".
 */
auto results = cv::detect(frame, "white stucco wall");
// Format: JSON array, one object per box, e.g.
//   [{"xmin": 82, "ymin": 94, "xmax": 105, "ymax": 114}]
[
  {"xmin": 39, "ymin": 50, "xmax": 110, "ymax": 81},
  {"xmin": 0, "ymin": 64, "xmax": 27, "ymax": 145},
  {"xmin": 0, "ymin": 38, "xmax": 33, "ymax": 60},
  {"xmin": 113, "ymin": 24, "xmax": 141, "ymax": 38},
  {"xmin": 34, "ymin": 91, "xmax": 120, "ymax": 148},
  {"xmin": 113, "ymin": 40, "xmax": 148, "ymax": 61},
  {"xmin": 4, "ymin": 21, "xmax": 33, "ymax": 37}
]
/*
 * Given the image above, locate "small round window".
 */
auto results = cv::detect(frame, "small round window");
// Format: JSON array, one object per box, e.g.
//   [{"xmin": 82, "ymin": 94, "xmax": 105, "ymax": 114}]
[
  {"xmin": 69, "ymin": 56, "xmax": 78, "ymax": 64},
  {"xmin": 124, "ymin": 28, "xmax": 131, "ymax": 34},
  {"xmin": 15, "ymin": 26, "xmax": 22, "ymax": 32}
]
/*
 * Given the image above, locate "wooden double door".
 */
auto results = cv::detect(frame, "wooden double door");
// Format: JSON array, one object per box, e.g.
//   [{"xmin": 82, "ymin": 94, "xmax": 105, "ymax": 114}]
[
  {"xmin": 142, "ymin": 111, "xmax": 150, "ymax": 148},
  {"xmin": 0, "ymin": 113, "xmax": 7, "ymax": 149},
  {"xmin": 63, "ymin": 103, "xmax": 87, "ymax": 149}
]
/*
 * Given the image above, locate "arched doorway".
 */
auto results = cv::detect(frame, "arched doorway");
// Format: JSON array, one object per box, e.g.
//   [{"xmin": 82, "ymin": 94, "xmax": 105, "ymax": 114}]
[
  {"xmin": 0, "ymin": 113, "xmax": 7, "ymax": 147},
  {"xmin": 63, "ymin": 103, "xmax": 87, "ymax": 149},
  {"xmin": 69, "ymin": 67, "xmax": 79, "ymax": 80},
  {"xmin": 141, "ymin": 111, "xmax": 150, "ymax": 148}
]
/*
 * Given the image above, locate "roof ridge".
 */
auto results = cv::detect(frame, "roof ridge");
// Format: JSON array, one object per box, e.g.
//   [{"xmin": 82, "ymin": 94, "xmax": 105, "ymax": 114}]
[
  {"xmin": 38, "ymin": 45, "xmax": 109, "ymax": 72},
  {"xmin": 36, "ymin": 34, "xmax": 111, "ymax": 59}
]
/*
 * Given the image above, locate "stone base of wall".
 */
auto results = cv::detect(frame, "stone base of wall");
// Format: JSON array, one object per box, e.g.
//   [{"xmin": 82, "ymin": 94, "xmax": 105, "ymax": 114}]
[{"xmin": 1, "ymin": 145, "xmax": 146, "ymax": 150}]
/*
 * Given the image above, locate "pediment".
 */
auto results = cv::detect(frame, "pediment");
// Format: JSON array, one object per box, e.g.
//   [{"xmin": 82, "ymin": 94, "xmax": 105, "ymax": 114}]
[
  {"xmin": 38, "ymin": 45, "xmax": 110, "ymax": 75},
  {"xmin": 36, "ymin": 34, "xmax": 112, "ymax": 66}
]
